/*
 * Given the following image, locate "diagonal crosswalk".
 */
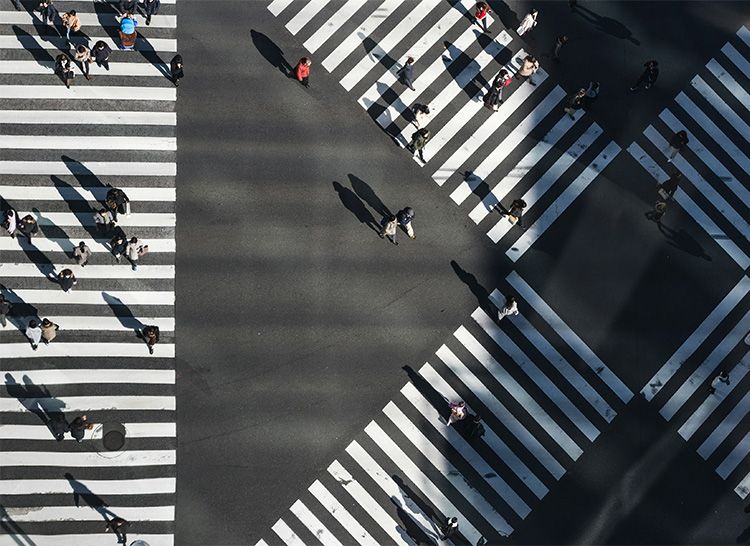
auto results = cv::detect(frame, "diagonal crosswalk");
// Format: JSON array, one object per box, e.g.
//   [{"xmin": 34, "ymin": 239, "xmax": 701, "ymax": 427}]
[
  {"xmin": 254, "ymin": 271, "xmax": 630, "ymax": 545},
  {"xmin": 0, "ymin": 0, "xmax": 177, "ymax": 543}
]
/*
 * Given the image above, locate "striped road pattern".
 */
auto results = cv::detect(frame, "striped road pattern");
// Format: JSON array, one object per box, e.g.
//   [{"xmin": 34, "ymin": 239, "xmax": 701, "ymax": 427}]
[
  {"xmin": 0, "ymin": 0, "xmax": 177, "ymax": 544},
  {"xmin": 254, "ymin": 271, "xmax": 632, "ymax": 545},
  {"xmin": 267, "ymin": 0, "xmax": 620, "ymax": 262}
]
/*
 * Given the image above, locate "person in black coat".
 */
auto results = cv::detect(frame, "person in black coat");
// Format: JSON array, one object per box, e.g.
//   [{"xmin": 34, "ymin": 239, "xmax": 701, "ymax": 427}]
[
  {"xmin": 105, "ymin": 187, "xmax": 130, "ymax": 220},
  {"xmin": 630, "ymin": 60, "xmax": 659, "ymax": 91},
  {"xmin": 92, "ymin": 41, "xmax": 112, "ymax": 71},
  {"xmin": 55, "ymin": 53, "xmax": 75, "ymax": 89},
  {"xmin": 170, "ymin": 54, "xmax": 183, "ymax": 86},
  {"xmin": 143, "ymin": 0, "xmax": 161, "ymax": 25},
  {"xmin": 0, "ymin": 294, "xmax": 12, "ymax": 328},
  {"xmin": 397, "ymin": 57, "xmax": 415, "ymax": 91},
  {"xmin": 17, "ymin": 214, "xmax": 39, "ymax": 242},
  {"xmin": 38, "ymin": 1, "xmax": 61, "ymax": 27}
]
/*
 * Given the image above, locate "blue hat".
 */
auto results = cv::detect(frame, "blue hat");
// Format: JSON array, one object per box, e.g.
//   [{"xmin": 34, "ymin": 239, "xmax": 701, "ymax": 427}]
[{"xmin": 120, "ymin": 17, "xmax": 135, "ymax": 33}]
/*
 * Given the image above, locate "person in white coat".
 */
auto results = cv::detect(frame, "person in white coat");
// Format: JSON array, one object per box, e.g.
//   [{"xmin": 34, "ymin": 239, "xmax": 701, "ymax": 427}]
[
  {"xmin": 26, "ymin": 320, "xmax": 42, "ymax": 350},
  {"xmin": 498, "ymin": 295, "xmax": 519, "ymax": 320},
  {"xmin": 516, "ymin": 9, "xmax": 538, "ymax": 36}
]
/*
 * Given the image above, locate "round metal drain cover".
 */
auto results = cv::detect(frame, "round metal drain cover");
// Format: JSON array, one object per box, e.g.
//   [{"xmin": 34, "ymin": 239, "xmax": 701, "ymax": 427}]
[
  {"xmin": 103, "ymin": 430, "xmax": 125, "ymax": 451},
  {"xmin": 91, "ymin": 422, "xmax": 128, "ymax": 458}
]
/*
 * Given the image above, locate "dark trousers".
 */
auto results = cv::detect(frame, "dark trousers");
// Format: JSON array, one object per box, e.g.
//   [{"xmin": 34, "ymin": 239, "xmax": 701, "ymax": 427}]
[
  {"xmin": 144, "ymin": 2, "xmax": 159, "ymax": 21},
  {"xmin": 96, "ymin": 58, "xmax": 110, "ymax": 71},
  {"xmin": 78, "ymin": 60, "xmax": 89, "ymax": 77},
  {"xmin": 299, "ymin": 75, "xmax": 309, "ymax": 87},
  {"xmin": 476, "ymin": 17, "xmax": 488, "ymax": 32}
]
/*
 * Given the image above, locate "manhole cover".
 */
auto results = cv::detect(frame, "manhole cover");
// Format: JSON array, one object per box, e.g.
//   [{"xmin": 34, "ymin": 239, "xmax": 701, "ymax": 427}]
[
  {"xmin": 103, "ymin": 430, "xmax": 125, "ymax": 451},
  {"xmin": 91, "ymin": 423, "xmax": 128, "ymax": 458}
]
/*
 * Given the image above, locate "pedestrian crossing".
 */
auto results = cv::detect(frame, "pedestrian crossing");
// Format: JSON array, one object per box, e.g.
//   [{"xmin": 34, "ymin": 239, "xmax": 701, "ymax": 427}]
[
  {"xmin": 254, "ymin": 270, "xmax": 632, "ymax": 545},
  {"xmin": 267, "ymin": 0, "xmax": 620, "ymax": 261},
  {"xmin": 627, "ymin": 25, "xmax": 750, "ymax": 270},
  {"xmin": 0, "ymin": 0, "xmax": 177, "ymax": 543}
]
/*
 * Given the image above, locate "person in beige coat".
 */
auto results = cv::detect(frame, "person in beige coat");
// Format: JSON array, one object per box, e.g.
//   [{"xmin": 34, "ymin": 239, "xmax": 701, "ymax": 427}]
[
  {"xmin": 73, "ymin": 44, "xmax": 91, "ymax": 80},
  {"xmin": 61, "ymin": 10, "xmax": 81, "ymax": 42},
  {"xmin": 41, "ymin": 318, "xmax": 59, "ymax": 344},
  {"xmin": 515, "ymin": 55, "xmax": 539, "ymax": 86}
]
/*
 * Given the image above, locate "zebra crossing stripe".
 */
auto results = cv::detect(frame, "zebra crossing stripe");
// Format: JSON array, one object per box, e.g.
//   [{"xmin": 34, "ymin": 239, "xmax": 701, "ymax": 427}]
[
  {"xmin": 722, "ymin": 42, "xmax": 750, "ymax": 80},
  {"xmin": 322, "ymin": 0, "xmax": 403, "ymax": 72},
  {"xmin": 339, "ymin": 0, "xmax": 442, "ymax": 91},
  {"xmin": 3, "ymin": 344, "xmax": 176, "ymax": 359},
  {"xmin": 0, "ymin": 35, "xmax": 177, "ymax": 52},
  {"xmin": 418, "ymin": 362, "xmax": 548, "ymax": 499},
  {"xmin": 345, "ymin": 440, "xmax": 449, "ymax": 546},
  {"xmin": 0, "ymin": 61, "xmax": 177, "ymax": 77},
  {"xmin": 0, "ymin": 186, "xmax": 176, "ymax": 201},
  {"xmin": 469, "ymin": 111, "xmax": 578, "ymax": 224},
  {"xmin": 627, "ymin": 142, "xmax": 750, "ymax": 269},
  {"xmin": 661, "ymin": 309, "xmax": 750, "ymax": 421},
  {"xmin": 691, "ymin": 76, "xmax": 750, "ymax": 145},
  {"xmin": 507, "ymin": 271, "xmax": 633, "ymax": 403},
  {"xmin": 0, "ymin": 395, "xmax": 175, "ymax": 412},
  {"xmin": 272, "ymin": 518, "xmax": 307, "ymax": 546},
  {"xmin": 365, "ymin": 420, "xmax": 485, "ymax": 544},
  {"xmin": 0, "ymin": 109, "xmax": 176, "ymax": 125},
  {"xmin": 720, "ymin": 429, "xmax": 750, "ymax": 479},
  {"xmin": 290, "ymin": 499, "xmax": 343, "ymax": 546},
  {"xmin": 450, "ymin": 86, "xmax": 564, "ymax": 204},
  {"xmin": 706, "ymin": 58, "xmax": 750, "ymax": 116},
  {"xmin": 435, "ymin": 344, "xmax": 565, "ymax": 478},
  {"xmin": 308, "ymin": 480, "xmax": 379, "ymax": 546},
  {"xmin": 1, "ymin": 369, "xmax": 174, "ymax": 384},
  {"xmin": 473, "ymin": 305, "xmax": 599, "ymax": 442},
  {"xmin": 0, "ymin": 477, "xmax": 176, "ymax": 495},
  {"xmin": 11, "ymin": 535, "xmax": 174, "ymax": 546},
  {"xmin": 0, "ymin": 422, "xmax": 177, "ymax": 440},
  {"xmin": 0, "ymin": 160, "xmax": 176, "ymax": 175},
  {"xmin": 2, "ymin": 289, "xmax": 174, "ymax": 305},
  {"xmin": 507, "ymin": 140, "xmax": 619, "ymax": 261},
  {"xmin": 0, "ymin": 11, "xmax": 177, "ymax": 27},
  {"xmin": 4, "ymin": 316, "xmax": 175, "ymax": 331},
  {"xmin": 0, "ymin": 237, "xmax": 176, "ymax": 253},
  {"xmin": 27, "ymin": 211, "xmax": 175, "ymax": 227},
  {"xmin": 698, "ymin": 384, "xmax": 750, "ymax": 460},
  {"xmin": 4, "ymin": 504, "xmax": 175, "ymax": 522},
  {"xmin": 303, "ymin": 0, "xmax": 368, "ymax": 53},
  {"xmin": 0, "ymin": 135, "xmax": 176, "ymax": 151},
  {"xmin": 268, "ymin": 0, "xmax": 295, "ymax": 17},
  {"xmin": 0, "ymin": 264, "xmax": 175, "ymax": 278},
  {"xmin": 286, "ymin": 0, "xmax": 332, "ymax": 35},
  {"xmin": 327, "ymin": 460, "xmax": 417, "ymax": 546},
  {"xmin": 256, "ymin": 540, "xmax": 270, "ymax": 546},
  {"xmin": 739, "ymin": 25, "xmax": 750, "ymax": 46},
  {"xmin": 2, "ymin": 450, "xmax": 175, "ymax": 467},
  {"xmin": 0, "ymin": 85, "xmax": 176, "ymax": 101}
]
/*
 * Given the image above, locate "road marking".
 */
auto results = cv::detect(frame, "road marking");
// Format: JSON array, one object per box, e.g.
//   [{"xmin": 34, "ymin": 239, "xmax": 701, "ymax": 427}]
[
  {"xmin": 4, "ymin": 316, "xmax": 174, "ymax": 331},
  {"xmin": 0, "ymin": 61, "xmax": 176, "ymax": 78},
  {"xmin": 0, "ymin": 185, "xmax": 175, "ymax": 200},
  {"xmin": 2, "ymin": 343, "xmax": 176, "ymax": 359},
  {"xmin": 706, "ymin": 58, "xmax": 750, "ymax": 116},
  {"xmin": 0, "ymin": 160, "xmax": 176, "ymax": 175},
  {"xmin": 0, "ymin": 35, "xmax": 177, "ymax": 52},
  {"xmin": 1, "ymin": 369, "xmax": 174, "ymax": 384},
  {"xmin": 26, "ymin": 210, "xmax": 175, "ymax": 227},
  {"xmin": 0, "ymin": 264, "xmax": 175, "ymax": 278},
  {"xmin": 272, "ymin": 519, "xmax": 307, "ymax": 546},
  {"xmin": 290, "ymin": 499, "xmax": 343, "ymax": 546},
  {"xmin": 286, "ymin": 0, "xmax": 332, "ymax": 35},
  {"xmin": 697, "ymin": 383, "xmax": 750, "ymax": 459},
  {"xmin": 722, "ymin": 42, "xmax": 750, "ymax": 80},
  {"xmin": 691, "ymin": 75, "xmax": 750, "ymax": 145},
  {"xmin": 0, "ymin": 135, "xmax": 176, "ymax": 151},
  {"xmin": 2, "ymin": 450, "xmax": 176, "ymax": 466},
  {"xmin": 0, "ymin": 85, "xmax": 176, "ymax": 101},
  {"xmin": 304, "ymin": 0, "xmax": 368, "ymax": 53},
  {"xmin": 0, "ymin": 477, "xmax": 176, "ymax": 495},
  {"xmin": 309, "ymin": 480, "xmax": 379, "ymax": 546},
  {"xmin": 7, "ymin": 535, "xmax": 174, "ymax": 546},
  {"xmin": 0, "ymin": 423, "xmax": 176, "ymax": 440},
  {"xmin": 4, "ymin": 505, "xmax": 175, "ymax": 522},
  {"xmin": 0, "ymin": 237, "xmax": 175, "ymax": 253},
  {"xmin": 0, "ymin": 395, "xmax": 174, "ymax": 412},
  {"xmin": 0, "ymin": 11, "xmax": 177, "ymax": 27},
  {"xmin": 1, "ymin": 289, "xmax": 174, "ymax": 305},
  {"xmin": 268, "ymin": 0, "xmax": 295, "ymax": 16},
  {"xmin": 0, "ymin": 109, "xmax": 175, "ymax": 125},
  {"xmin": 721, "ymin": 429, "xmax": 750, "ymax": 479}
]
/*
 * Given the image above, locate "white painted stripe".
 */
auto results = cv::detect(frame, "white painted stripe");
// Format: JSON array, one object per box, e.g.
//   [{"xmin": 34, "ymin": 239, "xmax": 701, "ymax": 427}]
[
  {"xmin": 0, "ymin": 61, "xmax": 175, "ymax": 78},
  {"xmin": 679, "ymin": 352, "xmax": 750, "ymax": 441},
  {"xmin": 327, "ymin": 460, "xmax": 417, "ymax": 546},
  {"xmin": 339, "ymin": 0, "xmax": 441, "ymax": 91},
  {"xmin": 322, "ymin": 0, "xmax": 402, "ymax": 72},
  {"xmin": 0, "ymin": 185, "xmax": 175, "ymax": 201},
  {"xmin": 0, "ymin": 35, "xmax": 177, "ymax": 52},
  {"xmin": 0, "ymin": 11, "xmax": 177, "ymax": 27},
  {"xmin": 5, "ymin": 535, "xmax": 174, "ymax": 546},
  {"xmin": 394, "ymin": 31, "xmax": 514, "ymax": 147},
  {"xmin": 648, "ymin": 117, "xmax": 750, "ymax": 242},
  {"xmin": 661, "ymin": 309, "xmax": 750, "ymax": 420},
  {"xmin": 0, "ymin": 422, "xmax": 176, "ymax": 440},
  {"xmin": 691, "ymin": 75, "xmax": 750, "ymax": 145},
  {"xmin": 267, "ymin": 0, "xmax": 295, "ymax": 17},
  {"xmin": 0, "ymin": 160, "xmax": 176, "ymax": 176},
  {"xmin": 2, "ymin": 450, "xmax": 175, "ymax": 467},
  {"xmin": 286, "ymin": 0, "xmax": 331, "ymax": 35},
  {"xmin": 720, "ymin": 429, "xmax": 750, "ymax": 479},
  {"xmin": 454, "ymin": 323, "xmax": 583, "ymax": 459},
  {"xmin": 1, "ymin": 369, "xmax": 174, "ymax": 384},
  {"xmin": 485, "ymin": 121, "xmax": 602, "ymax": 243},
  {"xmin": 365, "ymin": 421, "xmax": 484, "ymax": 544},
  {"xmin": 271, "ymin": 518, "xmax": 307, "ymax": 546},
  {"xmin": 419, "ymin": 362, "xmax": 548, "ymax": 499},
  {"xmin": 739, "ymin": 25, "xmax": 750, "ymax": 46},
  {"xmin": 2, "ymin": 290, "xmax": 174, "ymax": 306},
  {"xmin": 304, "ymin": 0, "xmax": 368, "ymax": 53},
  {"xmin": 473, "ymin": 304, "xmax": 599, "ymax": 442},
  {"xmin": 0, "ymin": 395, "xmax": 174, "ymax": 412},
  {"xmin": 470, "ymin": 112, "xmax": 578, "ymax": 224},
  {"xmin": 698, "ymin": 387, "xmax": 750, "ymax": 460},
  {"xmin": 507, "ymin": 140, "xmax": 620, "ymax": 261},
  {"xmin": 626, "ymin": 141, "xmax": 750, "ymax": 269},
  {"xmin": 309, "ymin": 480, "xmax": 378, "ymax": 546},
  {"xmin": 0, "ymin": 264, "xmax": 174, "ymax": 279},
  {"xmin": 400, "ymin": 381, "xmax": 531, "ymax": 518},
  {"xmin": 736, "ymin": 471, "xmax": 750, "ymax": 499},
  {"xmin": 28, "ymin": 211, "xmax": 175, "ymax": 227},
  {"xmin": 435, "ymin": 344, "xmax": 565, "ymax": 479},
  {"xmin": 290, "ymin": 499, "xmax": 343, "ymax": 546},
  {"xmin": 5, "ymin": 316, "xmax": 175, "ymax": 331},
  {"xmin": 0, "ymin": 237, "xmax": 175, "ymax": 253},
  {"xmin": 507, "ymin": 270, "xmax": 632, "ymax": 403},
  {"xmin": 256, "ymin": 540, "xmax": 270, "ymax": 546},
  {"xmin": 450, "ymin": 86, "xmax": 564, "ymax": 204},
  {"xmin": 345, "ymin": 440, "xmax": 447, "ymax": 545},
  {"xmin": 0, "ymin": 477, "xmax": 176, "ymax": 495},
  {"xmin": 0, "ymin": 86, "xmax": 176, "ymax": 101},
  {"xmin": 357, "ymin": 0, "xmax": 475, "ymax": 108},
  {"xmin": 489, "ymin": 289, "xmax": 614, "ymax": 422},
  {"xmin": 3, "ymin": 343, "xmax": 176, "ymax": 359},
  {"xmin": 0, "ymin": 135, "xmax": 176, "ymax": 151},
  {"xmin": 707, "ymin": 58, "xmax": 750, "ymax": 116},
  {"xmin": 722, "ymin": 42, "xmax": 750, "ymax": 80},
  {"xmin": 430, "ymin": 71, "xmax": 551, "ymax": 179},
  {"xmin": 0, "ymin": 109, "xmax": 175, "ymax": 125},
  {"xmin": 4, "ymin": 505, "xmax": 174, "ymax": 522}
]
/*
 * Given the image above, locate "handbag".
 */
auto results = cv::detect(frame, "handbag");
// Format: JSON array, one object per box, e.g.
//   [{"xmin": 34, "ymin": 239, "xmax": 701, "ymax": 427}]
[
  {"xmin": 657, "ymin": 188, "xmax": 670, "ymax": 200},
  {"xmin": 137, "ymin": 245, "xmax": 149, "ymax": 256}
]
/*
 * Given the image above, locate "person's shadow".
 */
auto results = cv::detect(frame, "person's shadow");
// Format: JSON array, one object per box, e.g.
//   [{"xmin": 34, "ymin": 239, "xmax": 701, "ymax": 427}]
[
  {"xmin": 402, "ymin": 365, "xmax": 451, "ymax": 422},
  {"xmin": 348, "ymin": 174, "xmax": 391, "ymax": 219},
  {"xmin": 251, "ymin": 29, "xmax": 292, "ymax": 77},
  {"xmin": 657, "ymin": 222, "xmax": 712, "ymax": 261},
  {"xmin": 332, "ymin": 181, "xmax": 380, "ymax": 234},
  {"xmin": 50, "ymin": 176, "xmax": 101, "ymax": 240},
  {"xmin": 450, "ymin": 260, "xmax": 495, "ymax": 317},
  {"xmin": 103, "ymin": 292, "xmax": 145, "ymax": 334},
  {"xmin": 65, "ymin": 473, "xmax": 120, "ymax": 523},
  {"xmin": 390, "ymin": 475, "xmax": 444, "ymax": 543},
  {"xmin": 0, "ymin": 285, "xmax": 40, "ymax": 334},
  {"xmin": 574, "ymin": 4, "xmax": 640, "ymax": 45},
  {"xmin": 62, "ymin": 154, "xmax": 107, "ymax": 191},
  {"xmin": 5, "ymin": 373, "xmax": 68, "ymax": 440}
]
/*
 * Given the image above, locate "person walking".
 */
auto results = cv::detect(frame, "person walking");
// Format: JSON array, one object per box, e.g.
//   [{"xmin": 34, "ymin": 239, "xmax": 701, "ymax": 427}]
[
  {"xmin": 3, "ymin": 208, "xmax": 17, "ymax": 237},
  {"xmin": 92, "ymin": 40, "xmax": 113, "ymax": 71},
  {"xmin": 54, "ymin": 53, "xmax": 75, "ymax": 89},
  {"xmin": 466, "ymin": 414, "xmax": 486, "ymax": 441},
  {"xmin": 69, "ymin": 414, "xmax": 92, "ymax": 442},
  {"xmin": 119, "ymin": 15, "xmax": 138, "ymax": 50},
  {"xmin": 105, "ymin": 517, "xmax": 130, "ymax": 544},
  {"xmin": 440, "ymin": 517, "xmax": 459, "ymax": 540},
  {"xmin": 709, "ymin": 370, "xmax": 730, "ymax": 394},
  {"xmin": 447, "ymin": 401, "xmax": 466, "ymax": 426},
  {"xmin": 0, "ymin": 294, "xmax": 12, "ymax": 328},
  {"xmin": 564, "ymin": 88, "xmax": 586, "ymax": 119},
  {"xmin": 474, "ymin": 2, "xmax": 491, "ymax": 33},
  {"xmin": 406, "ymin": 128, "xmax": 431, "ymax": 162},
  {"xmin": 498, "ymin": 295, "xmax": 519, "ymax": 320},
  {"xmin": 57, "ymin": 269, "xmax": 77, "ymax": 292},
  {"xmin": 515, "ymin": 55, "xmax": 539, "ymax": 86},
  {"xmin": 61, "ymin": 10, "xmax": 81, "ymax": 43},
  {"xmin": 295, "ymin": 57, "xmax": 311, "ymax": 88},
  {"xmin": 73, "ymin": 241, "xmax": 92, "ymax": 267},
  {"xmin": 379, "ymin": 214, "xmax": 399, "ymax": 245},
  {"xmin": 26, "ymin": 320, "xmax": 42, "ymax": 350},
  {"xmin": 397, "ymin": 57, "xmax": 416, "ymax": 91},
  {"xmin": 73, "ymin": 44, "xmax": 92, "ymax": 81},
  {"xmin": 41, "ymin": 318, "xmax": 60, "ymax": 344},
  {"xmin": 118, "ymin": 0, "xmax": 138, "ymax": 16},
  {"xmin": 553, "ymin": 34, "xmax": 569, "ymax": 61},
  {"xmin": 645, "ymin": 199, "xmax": 667, "ymax": 224},
  {"xmin": 516, "ymin": 9, "xmax": 538, "ymax": 36},
  {"xmin": 658, "ymin": 172, "xmax": 681, "ymax": 200},
  {"xmin": 484, "ymin": 70, "xmax": 510, "ymax": 111},
  {"xmin": 125, "ymin": 237, "xmax": 147, "ymax": 271},
  {"xmin": 142, "ymin": 325, "xmax": 160, "ymax": 354},
  {"xmin": 498, "ymin": 198, "xmax": 527, "ymax": 228},
  {"xmin": 38, "ymin": 0, "xmax": 60, "ymax": 28},
  {"xmin": 143, "ymin": 0, "xmax": 161, "ymax": 25},
  {"xmin": 629, "ymin": 60, "xmax": 659, "ymax": 91},
  {"xmin": 397, "ymin": 207, "xmax": 416, "ymax": 239},
  {"xmin": 105, "ymin": 187, "xmax": 130, "ymax": 221},
  {"xmin": 170, "ymin": 54, "xmax": 184, "ymax": 86},
  {"xmin": 17, "ymin": 214, "xmax": 39, "ymax": 242},
  {"xmin": 411, "ymin": 103, "xmax": 430, "ymax": 128},
  {"xmin": 665, "ymin": 130, "xmax": 689, "ymax": 162},
  {"xmin": 94, "ymin": 208, "xmax": 115, "ymax": 235},
  {"xmin": 582, "ymin": 80, "xmax": 600, "ymax": 109},
  {"xmin": 110, "ymin": 232, "xmax": 128, "ymax": 262}
]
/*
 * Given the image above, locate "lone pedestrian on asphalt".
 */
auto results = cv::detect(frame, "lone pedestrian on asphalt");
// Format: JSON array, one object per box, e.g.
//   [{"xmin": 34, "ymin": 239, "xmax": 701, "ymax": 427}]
[
  {"xmin": 379, "ymin": 214, "xmax": 399, "ymax": 245},
  {"xmin": 411, "ymin": 103, "xmax": 430, "ymax": 128},
  {"xmin": 94, "ymin": 208, "xmax": 115, "ymax": 235},
  {"xmin": 92, "ymin": 40, "xmax": 112, "ymax": 71},
  {"xmin": 73, "ymin": 44, "xmax": 92, "ymax": 81},
  {"xmin": 564, "ymin": 88, "xmax": 586, "ymax": 119},
  {"xmin": 57, "ymin": 268, "xmax": 77, "ymax": 292},
  {"xmin": 38, "ymin": 0, "xmax": 60, "ymax": 28},
  {"xmin": 629, "ymin": 60, "xmax": 659, "ymax": 91},
  {"xmin": 397, "ymin": 207, "xmax": 416, "ymax": 239},
  {"xmin": 582, "ymin": 80, "xmax": 600, "ymax": 109},
  {"xmin": 553, "ymin": 34, "xmax": 569, "ymax": 61},
  {"xmin": 0, "ymin": 294, "xmax": 12, "ymax": 328},
  {"xmin": 498, "ymin": 295, "xmax": 519, "ymax": 320},
  {"xmin": 645, "ymin": 199, "xmax": 667, "ymax": 224},
  {"xmin": 105, "ymin": 187, "xmax": 130, "ymax": 220},
  {"xmin": 484, "ymin": 70, "xmax": 509, "ymax": 111},
  {"xmin": 17, "ymin": 214, "xmax": 39, "ymax": 242},
  {"xmin": 407, "ymin": 128, "xmax": 431, "ymax": 162},
  {"xmin": 170, "ymin": 54, "xmax": 184, "ymax": 86},
  {"xmin": 3, "ymin": 208, "xmax": 17, "ymax": 237},
  {"xmin": 143, "ymin": 0, "xmax": 161, "ymax": 25},
  {"xmin": 295, "ymin": 57, "xmax": 311, "ymax": 88},
  {"xmin": 142, "ymin": 324, "xmax": 160, "ymax": 354},
  {"xmin": 73, "ymin": 241, "xmax": 91, "ymax": 266},
  {"xmin": 110, "ymin": 232, "xmax": 128, "ymax": 262},
  {"xmin": 440, "ymin": 517, "xmax": 459, "ymax": 540},
  {"xmin": 26, "ymin": 320, "xmax": 42, "ymax": 350},
  {"xmin": 41, "ymin": 318, "xmax": 60, "ymax": 344},
  {"xmin": 69, "ymin": 414, "xmax": 92, "ymax": 442},
  {"xmin": 54, "ymin": 53, "xmax": 75, "ymax": 89},
  {"xmin": 125, "ymin": 237, "xmax": 148, "ymax": 271},
  {"xmin": 709, "ymin": 370, "xmax": 730, "ymax": 394},
  {"xmin": 105, "ymin": 516, "xmax": 130, "ymax": 544},
  {"xmin": 474, "ymin": 2, "xmax": 491, "ymax": 33},
  {"xmin": 657, "ymin": 172, "xmax": 681, "ymax": 200},
  {"xmin": 515, "ymin": 55, "xmax": 539, "ymax": 86},
  {"xmin": 447, "ymin": 401, "xmax": 466, "ymax": 426},
  {"xmin": 516, "ymin": 9, "xmax": 538, "ymax": 36},
  {"xmin": 397, "ymin": 56, "xmax": 416, "ymax": 91},
  {"xmin": 61, "ymin": 10, "xmax": 80, "ymax": 43},
  {"xmin": 666, "ymin": 130, "xmax": 689, "ymax": 162}
]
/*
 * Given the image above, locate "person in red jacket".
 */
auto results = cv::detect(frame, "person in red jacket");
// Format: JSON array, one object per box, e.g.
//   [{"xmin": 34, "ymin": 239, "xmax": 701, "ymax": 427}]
[
  {"xmin": 295, "ymin": 57, "xmax": 311, "ymax": 88},
  {"xmin": 474, "ymin": 2, "xmax": 491, "ymax": 33}
]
